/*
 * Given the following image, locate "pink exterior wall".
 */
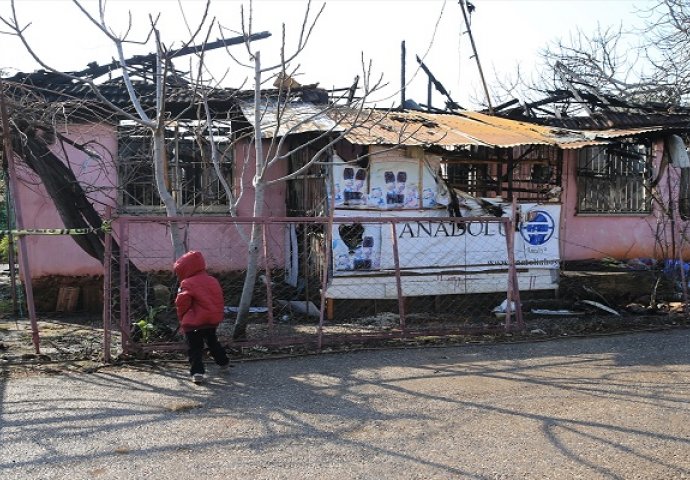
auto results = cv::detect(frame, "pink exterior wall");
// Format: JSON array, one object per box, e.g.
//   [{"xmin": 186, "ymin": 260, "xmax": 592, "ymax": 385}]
[
  {"xmin": 18, "ymin": 123, "xmax": 118, "ymax": 277},
  {"xmin": 22, "ymin": 125, "xmax": 686, "ymax": 275},
  {"xmin": 17, "ymin": 129, "xmax": 287, "ymax": 277},
  {"xmin": 559, "ymin": 139, "xmax": 686, "ymax": 261},
  {"xmin": 123, "ymin": 138, "xmax": 287, "ymax": 272},
  {"xmin": 234, "ymin": 140, "xmax": 287, "ymax": 217}
]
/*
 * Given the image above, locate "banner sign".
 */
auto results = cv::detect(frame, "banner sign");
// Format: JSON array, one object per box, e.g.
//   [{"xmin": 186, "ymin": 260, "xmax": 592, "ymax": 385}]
[
  {"xmin": 332, "ymin": 154, "xmax": 447, "ymax": 210},
  {"xmin": 331, "ymin": 205, "xmax": 560, "ymax": 275},
  {"xmin": 331, "ymin": 211, "xmax": 383, "ymax": 272}
]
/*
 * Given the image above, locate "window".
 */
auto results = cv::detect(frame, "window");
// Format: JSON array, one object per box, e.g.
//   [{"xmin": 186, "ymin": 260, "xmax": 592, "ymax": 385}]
[
  {"xmin": 576, "ymin": 141, "xmax": 652, "ymax": 214},
  {"xmin": 443, "ymin": 146, "xmax": 493, "ymax": 198},
  {"xmin": 441, "ymin": 145, "xmax": 562, "ymax": 202},
  {"xmin": 118, "ymin": 122, "xmax": 233, "ymax": 213}
]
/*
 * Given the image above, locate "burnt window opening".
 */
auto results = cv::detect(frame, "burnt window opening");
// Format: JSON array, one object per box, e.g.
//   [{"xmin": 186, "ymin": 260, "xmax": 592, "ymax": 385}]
[
  {"xmin": 117, "ymin": 122, "xmax": 233, "ymax": 213},
  {"xmin": 284, "ymin": 136, "xmax": 347, "ymax": 217},
  {"xmin": 441, "ymin": 145, "xmax": 562, "ymax": 202},
  {"xmin": 576, "ymin": 141, "xmax": 653, "ymax": 215},
  {"xmin": 442, "ymin": 146, "xmax": 493, "ymax": 198}
]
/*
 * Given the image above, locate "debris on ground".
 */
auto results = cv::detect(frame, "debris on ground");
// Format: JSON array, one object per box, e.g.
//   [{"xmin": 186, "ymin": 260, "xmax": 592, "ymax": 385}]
[{"xmin": 1, "ymin": 260, "xmax": 690, "ymax": 378}]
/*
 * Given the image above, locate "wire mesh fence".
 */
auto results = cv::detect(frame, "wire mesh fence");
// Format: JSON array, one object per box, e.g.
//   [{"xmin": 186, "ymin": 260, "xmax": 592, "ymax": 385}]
[{"xmin": 107, "ymin": 214, "xmax": 526, "ymax": 355}]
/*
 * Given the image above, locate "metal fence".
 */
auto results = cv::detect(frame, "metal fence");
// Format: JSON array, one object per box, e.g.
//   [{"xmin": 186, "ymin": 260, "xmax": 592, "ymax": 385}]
[{"xmin": 104, "ymin": 214, "xmax": 525, "ymax": 355}]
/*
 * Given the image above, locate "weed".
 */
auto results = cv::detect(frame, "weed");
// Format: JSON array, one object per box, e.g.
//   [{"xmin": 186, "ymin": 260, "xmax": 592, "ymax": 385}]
[
  {"xmin": 132, "ymin": 305, "xmax": 169, "ymax": 343},
  {"xmin": 0, "ymin": 298, "xmax": 17, "ymax": 314},
  {"xmin": 0, "ymin": 236, "xmax": 16, "ymax": 263}
]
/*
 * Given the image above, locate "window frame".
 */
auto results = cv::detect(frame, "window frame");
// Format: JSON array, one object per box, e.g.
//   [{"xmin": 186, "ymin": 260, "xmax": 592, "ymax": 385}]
[
  {"xmin": 576, "ymin": 141, "xmax": 653, "ymax": 216},
  {"xmin": 117, "ymin": 121, "xmax": 234, "ymax": 214}
]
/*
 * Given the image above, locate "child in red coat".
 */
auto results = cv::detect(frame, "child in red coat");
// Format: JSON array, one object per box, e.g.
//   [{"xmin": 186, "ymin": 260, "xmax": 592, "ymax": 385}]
[{"xmin": 174, "ymin": 250, "xmax": 229, "ymax": 383}]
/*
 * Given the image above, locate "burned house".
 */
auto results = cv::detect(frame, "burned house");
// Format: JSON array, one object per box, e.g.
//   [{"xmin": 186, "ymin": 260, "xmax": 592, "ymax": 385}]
[
  {"xmin": 244, "ymin": 101, "xmax": 690, "ymax": 313},
  {"xmin": 3, "ymin": 63, "xmax": 690, "ymax": 318}
]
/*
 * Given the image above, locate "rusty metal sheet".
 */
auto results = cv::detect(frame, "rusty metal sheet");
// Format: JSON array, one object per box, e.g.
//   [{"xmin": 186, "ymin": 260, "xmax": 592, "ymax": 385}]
[
  {"xmin": 558, "ymin": 140, "xmax": 612, "ymax": 150},
  {"xmin": 238, "ymin": 100, "xmax": 343, "ymax": 138},
  {"xmin": 341, "ymin": 109, "xmax": 596, "ymax": 148},
  {"xmin": 557, "ymin": 127, "xmax": 667, "ymax": 149},
  {"xmin": 341, "ymin": 110, "xmax": 490, "ymax": 146},
  {"xmin": 239, "ymin": 102, "xmax": 670, "ymax": 148},
  {"xmin": 581, "ymin": 126, "xmax": 666, "ymax": 138}
]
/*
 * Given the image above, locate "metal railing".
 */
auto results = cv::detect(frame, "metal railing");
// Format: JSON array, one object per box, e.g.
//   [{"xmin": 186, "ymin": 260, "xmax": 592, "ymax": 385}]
[{"xmin": 103, "ymin": 214, "xmax": 526, "ymax": 356}]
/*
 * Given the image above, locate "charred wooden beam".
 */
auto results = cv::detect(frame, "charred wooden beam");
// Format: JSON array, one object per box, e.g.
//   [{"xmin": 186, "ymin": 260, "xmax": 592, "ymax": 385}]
[
  {"xmin": 71, "ymin": 31, "xmax": 272, "ymax": 81},
  {"xmin": 415, "ymin": 55, "xmax": 461, "ymax": 111}
]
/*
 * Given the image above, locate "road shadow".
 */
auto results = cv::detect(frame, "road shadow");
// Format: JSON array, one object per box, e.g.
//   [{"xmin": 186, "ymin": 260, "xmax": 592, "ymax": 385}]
[{"xmin": 1, "ymin": 329, "xmax": 689, "ymax": 478}]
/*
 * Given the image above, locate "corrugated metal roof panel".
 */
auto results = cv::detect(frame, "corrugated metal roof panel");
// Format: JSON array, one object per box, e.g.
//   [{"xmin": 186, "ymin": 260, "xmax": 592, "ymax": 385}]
[
  {"xmin": 238, "ymin": 100, "xmax": 343, "ymax": 138},
  {"xmin": 559, "ymin": 140, "xmax": 613, "ymax": 150},
  {"xmin": 582, "ymin": 126, "xmax": 666, "ymax": 138},
  {"xmin": 556, "ymin": 127, "xmax": 666, "ymax": 149},
  {"xmin": 530, "ymin": 112, "xmax": 690, "ymax": 130},
  {"xmin": 237, "ymin": 103, "xmax": 671, "ymax": 148},
  {"xmin": 342, "ymin": 110, "xmax": 594, "ymax": 148},
  {"xmin": 340, "ymin": 110, "xmax": 487, "ymax": 147}
]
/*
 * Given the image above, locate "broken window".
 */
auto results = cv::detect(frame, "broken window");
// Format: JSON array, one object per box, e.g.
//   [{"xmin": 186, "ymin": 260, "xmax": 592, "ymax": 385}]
[
  {"xmin": 117, "ymin": 122, "xmax": 233, "ymax": 213},
  {"xmin": 443, "ymin": 146, "xmax": 494, "ymax": 198},
  {"xmin": 441, "ymin": 145, "xmax": 561, "ymax": 202},
  {"xmin": 576, "ymin": 141, "xmax": 652, "ymax": 214}
]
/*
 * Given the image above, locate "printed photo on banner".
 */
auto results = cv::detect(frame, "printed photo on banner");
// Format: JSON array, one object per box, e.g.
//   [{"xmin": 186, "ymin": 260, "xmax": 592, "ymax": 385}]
[
  {"xmin": 369, "ymin": 158, "xmax": 420, "ymax": 210},
  {"xmin": 331, "ymin": 212, "xmax": 382, "ymax": 274},
  {"xmin": 332, "ymin": 154, "xmax": 368, "ymax": 207}
]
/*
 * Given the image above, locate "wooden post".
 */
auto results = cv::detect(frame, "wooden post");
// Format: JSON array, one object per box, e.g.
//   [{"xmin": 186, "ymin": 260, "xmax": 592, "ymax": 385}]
[
  {"xmin": 0, "ymin": 78, "xmax": 40, "ymax": 353},
  {"xmin": 326, "ymin": 298, "xmax": 334, "ymax": 322},
  {"xmin": 401, "ymin": 40, "xmax": 406, "ymax": 109}
]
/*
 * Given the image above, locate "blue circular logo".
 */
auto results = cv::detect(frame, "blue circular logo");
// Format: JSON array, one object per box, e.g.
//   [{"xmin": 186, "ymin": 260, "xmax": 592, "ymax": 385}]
[{"xmin": 520, "ymin": 210, "xmax": 555, "ymax": 246}]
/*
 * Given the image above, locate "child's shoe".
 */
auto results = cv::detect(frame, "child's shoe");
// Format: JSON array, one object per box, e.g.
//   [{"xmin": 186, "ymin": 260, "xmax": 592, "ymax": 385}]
[{"xmin": 192, "ymin": 373, "xmax": 205, "ymax": 384}]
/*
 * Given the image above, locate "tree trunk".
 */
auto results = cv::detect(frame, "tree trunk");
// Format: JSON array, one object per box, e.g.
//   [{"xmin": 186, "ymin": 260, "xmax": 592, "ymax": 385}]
[
  {"xmin": 15, "ymin": 130, "xmax": 107, "ymax": 260},
  {"xmin": 232, "ymin": 182, "xmax": 265, "ymax": 340},
  {"xmin": 233, "ymin": 50, "xmax": 265, "ymax": 341},
  {"xmin": 10, "ymin": 124, "xmax": 152, "ymax": 321},
  {"xmin": 152, "ymin": 127, "xmax": 185, "ymax": 259}
]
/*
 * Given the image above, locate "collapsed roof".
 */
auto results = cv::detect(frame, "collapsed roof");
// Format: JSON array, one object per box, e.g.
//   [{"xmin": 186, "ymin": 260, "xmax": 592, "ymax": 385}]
[
  {"xmin": 4, "ymin": 49, "xmax": 690, "ymax": 148},
  {"xmin": 237, "ymin": 99, "xmax": 670, "ymax": 149},
  {"xmin": 492, "ymin": 89, "xmax": 690, "ymax": 131}
]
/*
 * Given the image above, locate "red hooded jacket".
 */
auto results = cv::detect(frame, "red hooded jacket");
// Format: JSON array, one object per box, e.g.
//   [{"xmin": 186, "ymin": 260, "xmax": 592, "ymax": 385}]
[{"xmin": 174, "ymin": 251, "xmax": 224, "ymax": 333}]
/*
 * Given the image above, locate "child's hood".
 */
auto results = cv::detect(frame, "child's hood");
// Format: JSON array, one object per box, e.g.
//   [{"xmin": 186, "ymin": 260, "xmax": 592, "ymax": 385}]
[{"xmin": 174, "ymin": 251, "xmax": 207, "ymax": 280}]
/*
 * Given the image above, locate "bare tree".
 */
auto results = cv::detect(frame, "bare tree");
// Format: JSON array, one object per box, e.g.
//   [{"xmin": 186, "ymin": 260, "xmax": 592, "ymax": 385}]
[
  {"xmin": 1, "ymin": 0, "xmax": 404, "ymax": 343},
  {"xmin": 0, "ymin": 0, "xmax": 221, "ymax": 259},
  {"xmin": 494, "ymin": 1, "xmax": 690, "ymax": 114},
  {"xmin": 224, "ymin": 1, "xmax": 390, "ymax": 339}
]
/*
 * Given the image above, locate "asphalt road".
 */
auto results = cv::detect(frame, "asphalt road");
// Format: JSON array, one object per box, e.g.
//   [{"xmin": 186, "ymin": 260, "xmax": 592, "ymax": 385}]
[{"xmin": 2, "ymin": 329, "xmax": 690, "ymax": 480}]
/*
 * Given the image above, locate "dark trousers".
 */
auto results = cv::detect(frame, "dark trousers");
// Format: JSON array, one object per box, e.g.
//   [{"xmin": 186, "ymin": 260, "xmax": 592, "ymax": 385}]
[{"xmin": 185, "ymin": 327, "xmax": 229, "ymax": 375}]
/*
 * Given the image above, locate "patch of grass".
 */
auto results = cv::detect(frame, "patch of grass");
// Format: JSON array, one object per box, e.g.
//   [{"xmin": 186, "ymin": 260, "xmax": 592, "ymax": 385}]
[
  {"xmin": 0, "ymin": 235, "xmax": 16, "ymax": 263},
  {"xmin": 0, "ymin": 299, "xmax": 16, "ymax": 314}
]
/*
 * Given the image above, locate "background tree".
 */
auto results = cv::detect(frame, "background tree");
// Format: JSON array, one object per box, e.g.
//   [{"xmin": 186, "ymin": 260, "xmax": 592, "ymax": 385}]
[
  {"xmin": 0, "ymin": 0, "xmax": 220, "ymax": 260},
  {"xmin": 491, "ymin": 0, "xmax": 690, "ymax": 115}
]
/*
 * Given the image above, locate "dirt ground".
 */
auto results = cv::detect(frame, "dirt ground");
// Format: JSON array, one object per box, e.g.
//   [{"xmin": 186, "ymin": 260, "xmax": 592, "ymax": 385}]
[
  {"xmin": 2, "ymin": 306, "xmax": 689, "ymax": 380},
  {"xmin": 2, "ymin": 264, "xmax": 690, "ymax": 377}
]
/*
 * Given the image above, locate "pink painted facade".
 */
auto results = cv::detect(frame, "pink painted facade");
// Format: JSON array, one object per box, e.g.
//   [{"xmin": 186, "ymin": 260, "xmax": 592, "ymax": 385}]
[
  {"xmin": 17, "ymin": 126, "xmax": 686, "ymax": 280},
  {"xmin": 17, "ymin": 127, "xmax": 287, "ymax": 277},
  {"xmin": 18, "ymin": 123, "xmax": 117, "ymax": 277},
  {"xmin": 559, "ymin": 139, "xmax": 688, "ymax": 262}
]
